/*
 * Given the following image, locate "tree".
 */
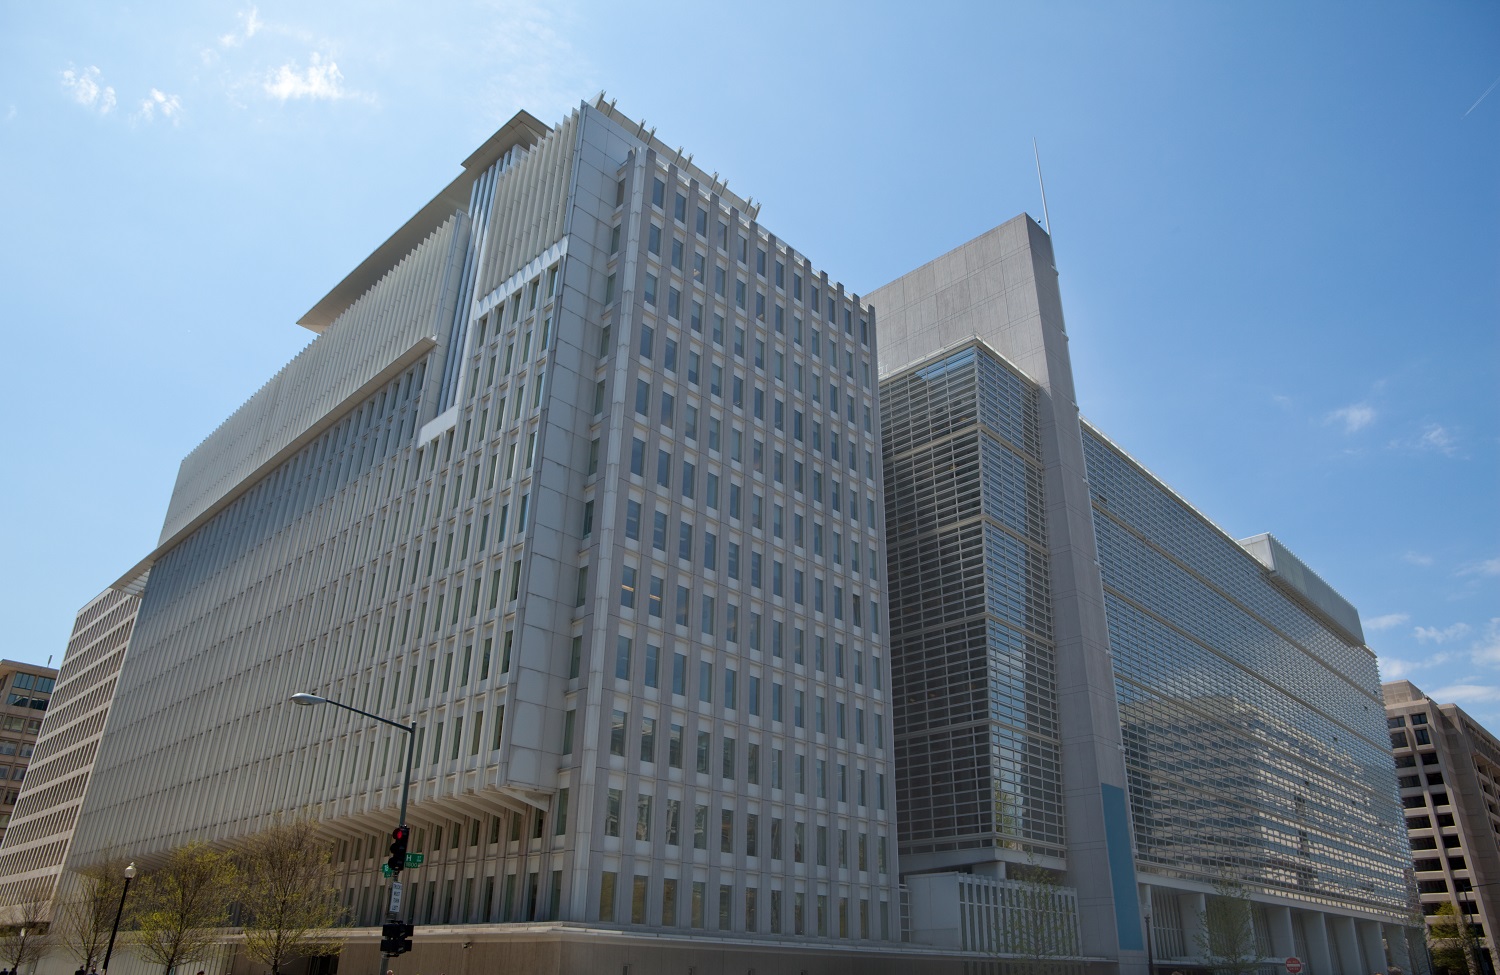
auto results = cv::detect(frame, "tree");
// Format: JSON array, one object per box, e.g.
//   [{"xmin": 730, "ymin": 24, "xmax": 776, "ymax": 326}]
[
  {"xmin": 237, "ymin": 818, "xmax": 346, "ymax": 975},
  {"xmin": 133, "ymin": 844, "xmax": 236, "ymax": 975},
  {"xmin": 1429, "ymin": 901, "xmax": 1483, "ymax": 975},
  {"xmin": 1196, "ymin": 878, "xmax": 1262, "ymax": 975},
  {"xmin": 58, "ymin": 858, "xmax": 131, "ymax": 972},
  {"xmin": 1000, "ymin": 862, "xmax": 1078, "ymax": 975},
  {"xmin": 0, "ymin": 879, "xmax": 53, "ymax": 974}
]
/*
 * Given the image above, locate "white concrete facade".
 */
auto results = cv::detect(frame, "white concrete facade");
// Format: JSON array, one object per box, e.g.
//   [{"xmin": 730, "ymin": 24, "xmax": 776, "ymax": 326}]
[
  {"xmin": 64, "ymin": 99, "xmax": 900, "ymax": 955},
  {"xmin": 0, "ymin": 588, "xmax": 132, "ymax": 920},
  {"xmin": 871, "ymin": 217, "xmax": 1421, "ymax": 975}
]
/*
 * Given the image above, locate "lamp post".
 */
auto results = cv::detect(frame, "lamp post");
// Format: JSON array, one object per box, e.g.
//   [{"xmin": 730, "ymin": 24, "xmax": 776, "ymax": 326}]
[
  {"xmin": 101, "ymin": 861, "xmax": 136, "ymax": 974},
  {"xmin": 289, "ymin": 693, "xmax": 416, "ymax": 917},
  {"xmin": 1144, "ymin": 912, "xmax": 1155, "ymax": 975}
]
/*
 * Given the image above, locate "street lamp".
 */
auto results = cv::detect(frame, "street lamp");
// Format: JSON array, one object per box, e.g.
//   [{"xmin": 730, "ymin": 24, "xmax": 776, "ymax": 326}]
[
  {"xmin": 101, "ymin": 861, "xmax": 136, "ymax": 974},
  {"xmin": 289, "ymin": 693, "xmax": 417, "ymax": 922}
]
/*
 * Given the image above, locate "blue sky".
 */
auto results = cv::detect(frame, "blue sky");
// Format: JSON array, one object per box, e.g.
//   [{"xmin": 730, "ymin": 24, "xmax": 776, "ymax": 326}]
[{"xmin": 2, "ymin": 2, "xmax": 1496, "ymax": 720}]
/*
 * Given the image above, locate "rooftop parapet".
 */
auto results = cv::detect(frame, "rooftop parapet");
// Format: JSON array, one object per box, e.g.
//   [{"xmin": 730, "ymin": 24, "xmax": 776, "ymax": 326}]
[{"xmin": 1239, "ymin": 532, "xmax": 1365, "ymax": 646}]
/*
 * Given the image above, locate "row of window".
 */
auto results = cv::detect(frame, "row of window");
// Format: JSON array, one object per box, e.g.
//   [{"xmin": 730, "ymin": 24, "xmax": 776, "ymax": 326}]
[
  {"xmin": 628, "ymin": 373, "xmax": 876, "ymax": 495},
  {"xmin": 600, "ymin": 787, "xmax": 887, "ymax": 871},
  {"xmin": 617, "ymin": 435, "xmax": 881, "ymax": 568},
  {"xmin": 3, "ymin": 674, "xmax": 55, "ymax": 694},
  {"xmin": 599, "ymin": 867, "xmax": 886, "ymax": 940},
  {"xmin": 617, "ymin": 560, "xmax": 879, "ymax": 634},
  {"xmin": 610, "ymin": 627, "xmax": 882, "ymax": 690},
  {"xmin": 594, "ymin": 710, "xmax": 885, "ymax": 805},
  {"xmin": 636, "ymin": 172, "xmax": 870, "ymax": 348}
]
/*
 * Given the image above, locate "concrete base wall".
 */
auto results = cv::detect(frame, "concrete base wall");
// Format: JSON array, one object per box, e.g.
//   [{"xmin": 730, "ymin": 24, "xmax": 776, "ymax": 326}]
[{"xmin": 38, "ymin": 925, "xmax": 1108, "ymax": 975}]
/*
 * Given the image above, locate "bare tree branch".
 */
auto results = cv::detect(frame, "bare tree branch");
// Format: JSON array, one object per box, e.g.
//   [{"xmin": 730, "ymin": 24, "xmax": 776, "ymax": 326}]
[
  {"xmin": 0, "ymin": 879, "xmax": 53, "ymax": 973},
  {"xmin": 1196, "ymin": 878, "xmax": 1261, "ymax": 975},
  {"xmin": 237, "ymin": 818, "xmax": 345, "ymax": 975},
  {"xmin": 57, "ymin": 858, "xmax": 131, "ymax": 971},
  {"xmin": 133, "ymin": 845, "xmax": 235, "ymax": 975}
]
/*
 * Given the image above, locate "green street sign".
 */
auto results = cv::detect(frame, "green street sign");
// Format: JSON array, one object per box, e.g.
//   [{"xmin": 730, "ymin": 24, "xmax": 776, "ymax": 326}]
[{"xmin": 381, "ymin": 854, "xmax": 423, "ymax": 877}]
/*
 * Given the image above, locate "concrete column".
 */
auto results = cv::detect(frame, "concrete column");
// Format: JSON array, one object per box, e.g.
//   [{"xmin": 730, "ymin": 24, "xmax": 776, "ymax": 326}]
[
  {"xmin": 1384, "ymin": 923, "xmax": 1411, "ymax": 973},
  {"xmin": 1303, "ymin": 909, "xmax": 1334, "ymax": 975},
  {"xmin": 1358, "ymin": 919, "xmax": 1388, "ymax": 974},
  {"xmin": 1267, "ymin": 904, "xmax": 1296, "ymax": 959},
  {"xmin": 1331, "ymin": 915, "xmax": 1362, "ymax": 975},
  {"xmin": 1183, "ymin": 892, "xmax": 1207, "ymax": 962}
]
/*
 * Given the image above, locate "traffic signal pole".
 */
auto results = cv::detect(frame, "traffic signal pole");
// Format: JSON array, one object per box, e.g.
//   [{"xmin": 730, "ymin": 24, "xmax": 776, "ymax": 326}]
[
  {"xmin": 381, "ymin": 721, "xmax": 418, "ymax": 961},
  {"xmin": 289, "ymin": 694, "xmax": 418, "ymax": 965}
]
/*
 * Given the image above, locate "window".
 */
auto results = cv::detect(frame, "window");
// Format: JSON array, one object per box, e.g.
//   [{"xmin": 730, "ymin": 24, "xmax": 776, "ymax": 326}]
[
  {"xmin": 605, "ymin": 789, "xmax": 622, "ymax": 836},
  {"xmin": 697, "ymin": 731, "xmax": 712, "ymax": 774},
  {"xmin": 620, "ymin": 565, "xmax": 637, "ymax": 608},
  {"xmin": 640, "ymin": 717, "xmax": 656, "ymax": 764},
  {"xmin": 610, "ymin": 709, "xmax": 627, "ymax": 756},
  {"xmin": 615, "ymin": 635, "xmax": 632, "ymax": 680}
]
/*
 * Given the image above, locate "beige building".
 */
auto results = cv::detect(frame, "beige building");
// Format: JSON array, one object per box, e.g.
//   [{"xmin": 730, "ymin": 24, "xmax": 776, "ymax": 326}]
[
  {"xmin": 62, "ymin": 99, "xmax": 909, "ymax": 973},
  {"xmin": 0, "ymin": 589, "xmax": 137, "ymax": 915},
  {"xmin": 0, "ymin": 659, "xmax": 59, "ymax": 840},
  {"xmin": 1385, "ymin": 679, "xmax": 1500, "ymax": 971}
]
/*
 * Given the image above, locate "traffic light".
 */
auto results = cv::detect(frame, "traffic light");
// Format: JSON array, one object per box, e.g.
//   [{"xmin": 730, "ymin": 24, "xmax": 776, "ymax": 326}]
[
  {"xmin": 387, "ymin": 825, "xmax": 410, "ymax": 874},
  {"xmin": 379, "ymin": 920, "xmax": 414, "ymax": 956}
]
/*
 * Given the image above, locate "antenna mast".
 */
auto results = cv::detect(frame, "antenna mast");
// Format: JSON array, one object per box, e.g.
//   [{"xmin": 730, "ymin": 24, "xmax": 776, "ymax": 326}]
[{"xmin": 1032, "ymin": 138, "xmax": 1052, "ymax": 235}]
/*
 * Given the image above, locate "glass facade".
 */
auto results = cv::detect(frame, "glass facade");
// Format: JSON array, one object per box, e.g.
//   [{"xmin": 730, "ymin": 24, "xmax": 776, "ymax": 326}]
[
  {"xmin": 65, "ymin": 101, "xmax": 901, "ymax": 941},
  {"xmin": 1082, "ymin": 426, "xmax": 1410, "ymax": 916},
  {"xmin": 881, "ymin": 333, "xmax": 1408, "ymax": 921},
  {"xmin": 881, "ymin": 345, "xmax": 1063, "ymax": 862}
]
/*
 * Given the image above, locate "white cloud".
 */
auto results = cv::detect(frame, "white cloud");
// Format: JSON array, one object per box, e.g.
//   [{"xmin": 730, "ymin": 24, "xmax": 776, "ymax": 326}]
[
  {"xmin": 264, "ymin": 53, "xmax": 347, "ymax": 101},
  {"xmin": 1402, "ymin": 552, "xmax": 1435, "ymax": 568},
  {"xmin": 1387, "ymin": 422, "xmax": 1462, "ymax": 455},
  {"xmin": 477, "ymin": 0, "xmax": 595, "ymax": 124},
  {"xmin": 1378, "ymin": 650, "xmax": 1449, "ymax": 680},
  {"xmin": 61, "ymin": 65, "xmax": 117, "ymax": 114},
  {"xmin": 1415, "ymin": 622, "xmax": 1473, "ymax": 644},
  {"xmin": 1379, "ymin": 656, "xmax": 1416, "ymax": 680},
  {"xmin": 1326, "ymin": 402, "xmax": 1375, "ymax": 434},
  {"xmin": 1365, "ymin": 613, "xmax": 1410, "ymax": 632},
  {"xmin": 220, "ymin": 6, "xmax": 264, "ymax": 47},
  {"xmin": 136, "ymin": 88, "xmax": 183, "ymax": 124},
  {"xmin": 1470, "ymin": 619, "xmax": 1500, "ymax": 666},
  {"xmin": 1428, "ymin": 682, "xmax": 1500, "ymax": 704},
  {"xmin": 1459, "ymin": 557, "xmax": 1500, "ymax": 578},
  {"xmin": 1418, "ymin": 423, "xmax": 1457, "ymax": 454}
]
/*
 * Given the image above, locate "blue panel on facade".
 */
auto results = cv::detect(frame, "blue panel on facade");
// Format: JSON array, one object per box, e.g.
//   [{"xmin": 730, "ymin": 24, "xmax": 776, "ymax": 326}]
[{"xmin": 1101, "ymin": 783, "xmax": 1143, "ymax": 951}]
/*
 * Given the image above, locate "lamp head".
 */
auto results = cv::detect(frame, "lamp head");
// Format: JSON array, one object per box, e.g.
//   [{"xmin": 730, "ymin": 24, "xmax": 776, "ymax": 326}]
[
  {"xmin": 123, "ymin": 862, "xmax": 136, "ymax": 880},
  {"xmin": 290, "ymin": 693, "xmax": 327, "ymax": 706}
]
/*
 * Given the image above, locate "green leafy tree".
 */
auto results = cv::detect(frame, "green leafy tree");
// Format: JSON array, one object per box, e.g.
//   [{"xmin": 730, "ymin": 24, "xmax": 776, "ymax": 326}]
[
  {"xmin": 59, "ymin": 859, "xmax": 131, "ymax": 972},
  {"xmin": 0, "ymin": 879, "xmax": 53, "ymax": 974},
  {"xmin": 1429, "ymin": 902, "xmax": 1482, "ymax": 975},
  {"xmin": 238, "ymin": 818, "xmax": 346, "ymax": 975},
  {"xmin": 134, "ymin": 844, "xmax": 236, "ymax": 975},
  {"xmin": 1196, "ymin": 878, "xmax": 1261, "ymax": 975},
  {"xmin": 1001, "ymin": 862, "xmax": 1078, "ymax": 975}
]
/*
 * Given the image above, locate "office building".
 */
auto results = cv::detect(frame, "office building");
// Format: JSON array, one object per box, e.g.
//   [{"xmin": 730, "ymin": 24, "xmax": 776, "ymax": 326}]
[
  {"xmin": 62, "ymin": 98, "xmax": 921, "ymax": 973},
  {"xmin": 29, "ymin": 98, "xmax": 1420, "ymax": 975},
  {"xmin": 0, "ymin": 590, "xmax": 136, "ymax": 921},
  {"xmin": 873, "ymin": 216, "xmax": 1419, "ymax": 972},
  {"xmin": 1385, "ymin": 680, "xmax": 1500, "ymax": 970},
  {"xmin": 0, "ymin": 659, "xmax": 59, "ymax": 845}
]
